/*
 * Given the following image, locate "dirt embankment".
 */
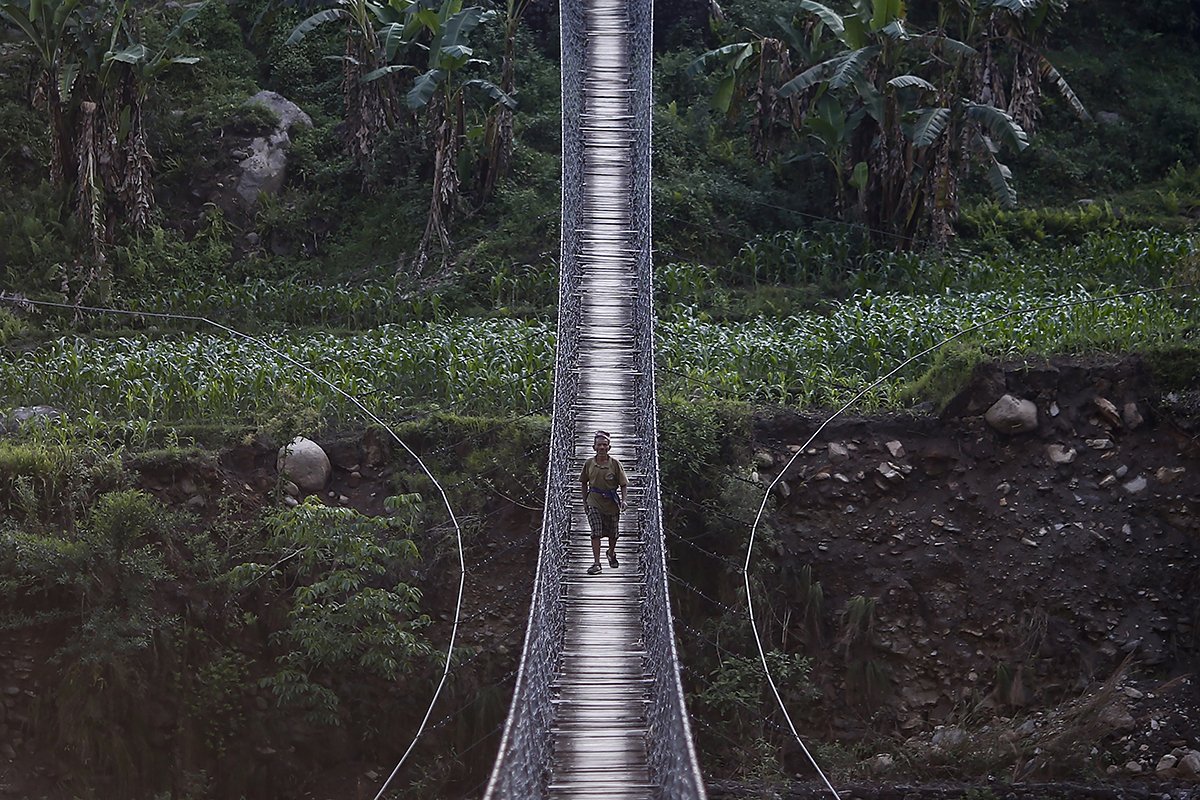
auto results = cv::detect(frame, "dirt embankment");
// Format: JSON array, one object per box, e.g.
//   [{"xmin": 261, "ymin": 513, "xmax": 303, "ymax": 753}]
[{"xmin": 734, "ymin": 356, "xmax": 1200, "ymax": 796}]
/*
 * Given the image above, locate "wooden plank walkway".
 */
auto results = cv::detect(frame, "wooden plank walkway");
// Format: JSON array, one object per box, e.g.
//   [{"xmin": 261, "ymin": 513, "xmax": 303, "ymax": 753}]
[{"xmin": 546, "ymin": 0, "xmax": 653, "ymax": 794}]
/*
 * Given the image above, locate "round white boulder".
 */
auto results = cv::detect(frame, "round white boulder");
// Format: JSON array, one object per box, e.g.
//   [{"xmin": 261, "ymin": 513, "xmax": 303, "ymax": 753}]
[{"xmin": 277, "ymin": 437, "xmax": 331, "ymax": 493}]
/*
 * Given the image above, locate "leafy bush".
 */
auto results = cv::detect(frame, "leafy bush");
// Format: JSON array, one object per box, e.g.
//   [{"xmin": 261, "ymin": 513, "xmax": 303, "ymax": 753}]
[{"xmin": 225, "ymin": 495, "xmax": 432, "ymax": 725}]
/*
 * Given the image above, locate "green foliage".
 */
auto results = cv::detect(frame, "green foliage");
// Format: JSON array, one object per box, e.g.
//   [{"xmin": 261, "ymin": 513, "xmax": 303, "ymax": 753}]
[
  {"xmin": 226, "ymin": 495, "xmax": 432, "ymax": 725},
  {"xmin": 658, "ymin": 397, "xmax": 751, "ymax": 495},
  {"xmin": 112, "ymin": 209, "xmax": 233, "ymax": 287},
  {"xmin": 0, "ymin": 182, "xmax": 82, "ymax": 293},
  {"xmin": 901, "ymin": 340, "xmax": 987, "ymax": 410},
  {"xmin": 0, "ymin": 318, "xmax": 557, "ymax": 421}
]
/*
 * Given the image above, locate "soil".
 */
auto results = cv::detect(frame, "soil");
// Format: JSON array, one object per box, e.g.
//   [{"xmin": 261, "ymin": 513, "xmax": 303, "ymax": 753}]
[
  {"xmin": 703, "ymin": 354, "xmax": 1200, "ymax": 798},
  {"xmin": 2, "ymin": 354, "xmax": 1198, "ymax": 799}
]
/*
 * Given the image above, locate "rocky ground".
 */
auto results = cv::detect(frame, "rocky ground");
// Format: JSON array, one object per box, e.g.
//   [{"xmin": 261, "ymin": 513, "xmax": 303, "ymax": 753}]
[{"xmin": 723, "ymin": 355, "xmax": 1200, "ymax": 798}]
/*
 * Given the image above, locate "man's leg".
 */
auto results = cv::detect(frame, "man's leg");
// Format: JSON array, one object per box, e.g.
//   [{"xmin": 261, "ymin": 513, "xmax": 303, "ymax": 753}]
[
  {"xmin": 606, "ymin": 514, "xmax": 619, "ymax": 568},
  {"xmin": 586, "ymin": 505, "xmax": 603, "ymax": 573}
]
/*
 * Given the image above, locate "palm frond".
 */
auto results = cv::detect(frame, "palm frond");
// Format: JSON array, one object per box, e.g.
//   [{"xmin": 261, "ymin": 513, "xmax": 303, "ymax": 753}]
[
  {"xmin": 686, "ymin": 42, "xmax": 753, "ymax": 77},
  {"xmin": 286, "ymin": 8, "xmax": 348, "ymax": 46}
]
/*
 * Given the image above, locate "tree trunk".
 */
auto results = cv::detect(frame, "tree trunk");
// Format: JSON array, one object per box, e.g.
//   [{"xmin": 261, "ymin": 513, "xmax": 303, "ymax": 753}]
[{"xmin": 413, "ymin": 95, "xmax": 460, "ymax": 275}]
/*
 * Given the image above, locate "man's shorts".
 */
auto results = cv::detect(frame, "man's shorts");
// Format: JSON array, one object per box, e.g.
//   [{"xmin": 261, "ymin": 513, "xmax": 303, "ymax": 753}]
[{"xmin": 585, "ymin": 504, "xmax": 619, "ymax": 540}]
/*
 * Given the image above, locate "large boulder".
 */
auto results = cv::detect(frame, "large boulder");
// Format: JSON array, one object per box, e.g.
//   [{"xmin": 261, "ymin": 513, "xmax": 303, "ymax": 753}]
[
  {"xmin": 985, "ymin": 394, "xmax": 1038, "ymax": 435},
  {"xmin": 277, "ymin": 437, "xmax": 331, "ymax": 493},
  {"xmin": 235, "ymin": 91, "xmax": 312, "ymax": 208}
]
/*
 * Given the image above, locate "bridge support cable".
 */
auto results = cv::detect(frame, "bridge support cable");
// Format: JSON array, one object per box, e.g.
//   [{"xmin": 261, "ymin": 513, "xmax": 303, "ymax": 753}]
[{"xmin": 482, "ymin": 0, "xmax": 705, "ymax": 795}]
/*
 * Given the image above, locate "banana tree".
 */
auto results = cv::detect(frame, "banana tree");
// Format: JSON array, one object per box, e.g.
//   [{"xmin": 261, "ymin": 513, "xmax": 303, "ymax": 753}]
[
  {"xmin": 287, "ymin": 0, "xmax": 403, "ymax": 186},
  {"xmin": 477, "ymin": 0, "xmax": 531, "ymax": 202},
  {"xmin": 1, "ymin": 0, "xmax": 203, "ymax": 256},
  {"xmin": 370, "ymin": 0, "xmax": 513, "ymax": 274},
  {"xmin": 694, "ymin": 0, "xmax": 1080, "ymax": 247}
]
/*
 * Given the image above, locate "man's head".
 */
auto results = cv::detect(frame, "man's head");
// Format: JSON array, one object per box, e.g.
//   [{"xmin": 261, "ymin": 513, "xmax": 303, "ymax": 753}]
[{"xmin": 593, "ymin": 430, "xmax": 611, "ymax": 455}]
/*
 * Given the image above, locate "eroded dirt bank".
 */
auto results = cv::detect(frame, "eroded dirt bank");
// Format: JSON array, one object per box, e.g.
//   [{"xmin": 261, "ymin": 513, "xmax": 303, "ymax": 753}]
[{"xmin": 695, "ymin": 356, "xmax": 1200, "ymax": 799}]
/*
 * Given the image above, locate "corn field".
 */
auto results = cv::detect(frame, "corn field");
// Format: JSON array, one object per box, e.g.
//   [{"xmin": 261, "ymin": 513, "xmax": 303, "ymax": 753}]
[{"xmin": 2, "ymin": 289, "xmax": 1192, "ymax": 423}]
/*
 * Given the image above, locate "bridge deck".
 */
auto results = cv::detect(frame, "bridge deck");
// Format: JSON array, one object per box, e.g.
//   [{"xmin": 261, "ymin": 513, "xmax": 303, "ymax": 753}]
[{"xmin": 546, "ymin": 0, "xmax": 653, "ymax": 794}]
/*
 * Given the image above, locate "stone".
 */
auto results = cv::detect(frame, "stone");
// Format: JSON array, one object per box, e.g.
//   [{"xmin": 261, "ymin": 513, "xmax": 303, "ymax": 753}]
[
  {"xmin": 235, "ymin": 91, "xmax": 313, "ymax": 208},
  {"xmin": 876, "ymin": 462, "xmax": 903, "ymax": 483},
  {"xmin": 1086, "ymin": 438, "xmax": 1115, "ymax": 450},
  {"xmin": 754, "ymin": 450, "xmax": 774, "ymax": 469},
  {"xmin": 1046, "ymin": 444, "xmax": 1076, "ymax": 465},
  {"xmin": 284, "ymin": 496, "xmax": 299, "ymax": 508},
  {"xmin": 1157, "ymin": 754, "xmax": 1178, "ymax": 771},
  {"xmin": 282, "ymin": 480, "xmax": 301, "ymax": 498},
  {"xmin": 1125, "ymin": 760, "xmax": 1143, "ymax": 774},
  {"xmin": 3, "ymin": 405, "xmax": 63, "ymax": 433},
  {"xmin": 1122, "ymin": 476, "xmax": 1147, "ymax": 495},
  {"xmin": 1097, "ymin": 110, "xmax": 1123, "ymax": 125},
  {"xmin": 775, "ymin": 481, "xmax": 791, "ymax": 498},
  {"xmin": 931, "ymin": 727, "xmax": 967, "ymax": 750},
  {"xmin": 1179, "ymin": 752, "xmax": 1200, "ymax": 776},
  {"xmin": 1123, "ymin": 402, "xmax": 1144, "ymax": 429},
  {"xmin": 885, "ymin": 440, "xmax": 905, "ymax": 458},
  {"xmin": 828, "ymin": 442, "xmax": 850, "ymax": 464},
  {"xmin": 277, "ymin": 437, "xmax": 331, "ymax": 492},
  {"xmin": 985, "ymin": 395, "xmax": 1038, "ymax": 434},
  {"xmin": 1156, "ymin": 467, "xmax": 1185, "ymax": 484},
  {"xmin": 1093, "ymin": 396, "xmax": 1122, "ymax": 427},
  {"xmin": 867, "ymin": 753, "xmax": 894, "ymax": 774},
  {"xmin": 186, "ymin": 495, "xmax": 206, "ymax": 509}
]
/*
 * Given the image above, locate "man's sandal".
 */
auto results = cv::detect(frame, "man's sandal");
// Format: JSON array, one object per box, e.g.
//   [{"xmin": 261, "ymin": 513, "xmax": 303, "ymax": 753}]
[
  {"xmin": 607, "ymin": 549, "xmax": 619, "ymax": 569},
  {"xmin": 587, "ymin": 563, "xmax": 602, "ymax": 575}
]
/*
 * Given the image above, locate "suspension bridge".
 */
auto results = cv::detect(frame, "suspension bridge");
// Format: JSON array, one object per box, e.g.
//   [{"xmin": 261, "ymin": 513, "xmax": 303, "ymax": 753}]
[{"xmin": 481, "ymin": 0, "xmax": 707, "ymax": 794}]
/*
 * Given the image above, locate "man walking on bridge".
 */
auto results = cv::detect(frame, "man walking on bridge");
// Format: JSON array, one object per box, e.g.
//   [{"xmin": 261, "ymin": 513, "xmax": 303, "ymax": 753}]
[{"xmin": 581, "ymin": 430, "xmax": 628, "ymax": 575}]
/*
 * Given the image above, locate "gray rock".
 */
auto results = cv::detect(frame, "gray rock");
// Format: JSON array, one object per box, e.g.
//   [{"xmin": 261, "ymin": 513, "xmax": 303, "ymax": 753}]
[
  {"xmin": 277, "ymin": 437, "xmax": 331, "ymax": 492},
  {"xmin": 985, "ymin": 395, "xmax": 1038, "ymax": 434},
  {"xmin": 1123, "ymin": 402, "xmax": 1144, "ymax": 429},
  {"xmin": 876, "ymin": 462, "xmax": 904, "ymax": 483},
  {"xmin": 1086, "ymin": 438, "xmax": 1115, "ymax": 450},
  {"xmin": 1157, "ymin": 754, "xmax": 1178, "ymax": 772},
  {"xmin": 885, "ymin": 440, "xmax": 905, "ymax": 458},
  {"xmin": 1178, "ymin": 752, "xmax": 1200, "ymax": 776},
  {"xmin": 235, "ymin": 91, "xmax": 313, "ymax": 208},
  {"xmin": 1125, "ymin": 760, "xmax": 1143, "ymax": 774},
  {"xmin": 931, "ymin": 727, "xmax": 967, "ymax": 749},
  {"xmin": 754, "ymin": 450, "xmax": 774, "ymax": 469},
  {"xmin": 1122, "ymin": 475, "xmax": 1147, "ymax": 494},
  {"xmin": 282, "ymin": 480, "xmax": 301, "ymax": 498},
  {"xmin": 4, "ymin": 405, "xmax": 63, "ymax": 433},
  {"xmin": 1046, "ymin": 444, "xmax": 1076, "ymax": 465},
  {"xmin": 1097, "ymin": 111, "xmax": 1123, "ymax": 125},
  {"xmin": 828, "ymin": 442, "xmax": 850, "ymax": 464},
  {"xmin": 867, "ymin": 753, "xmax": 894, "ymax": 774}
]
